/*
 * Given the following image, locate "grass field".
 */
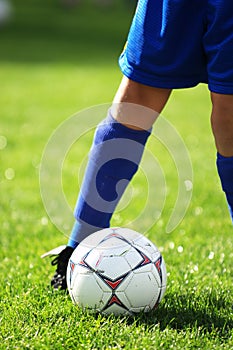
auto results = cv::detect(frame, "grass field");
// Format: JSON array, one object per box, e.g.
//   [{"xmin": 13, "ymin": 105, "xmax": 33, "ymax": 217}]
[{"xmin": 0, "ymin": 1, "xmax": 232, "ymax": 349}]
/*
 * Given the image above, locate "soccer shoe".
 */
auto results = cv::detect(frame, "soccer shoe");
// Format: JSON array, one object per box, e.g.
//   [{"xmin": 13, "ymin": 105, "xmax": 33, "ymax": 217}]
[{"xmin": 41, "ymin": 245, "xmax": 74, "ymax": 290}]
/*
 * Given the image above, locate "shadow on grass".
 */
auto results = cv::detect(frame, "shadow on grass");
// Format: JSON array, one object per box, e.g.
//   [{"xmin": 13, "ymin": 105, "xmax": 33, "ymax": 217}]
[
  {"xmin": 44, "ymin": 287, "xmax": 232, "ymax": 341},
  {"xmin": 0, "ymin": 0, "xmax": 135, "ymax": 64},
  {"xmin": 132, "ymin": 292, "xmax": 233, "ymax": 339}
]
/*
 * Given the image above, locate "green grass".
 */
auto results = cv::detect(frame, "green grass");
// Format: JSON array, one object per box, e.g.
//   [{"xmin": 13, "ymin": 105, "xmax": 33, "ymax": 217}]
[{"xmin": 0, "ymin": 1, "xmax": 232, "ymax": 349}]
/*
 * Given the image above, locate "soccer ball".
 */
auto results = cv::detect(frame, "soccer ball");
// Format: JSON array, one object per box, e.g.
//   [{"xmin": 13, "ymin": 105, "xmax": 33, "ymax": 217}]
[{"xmin": 67, "ymin": 227, "xmax": 167, "ymax": 315}]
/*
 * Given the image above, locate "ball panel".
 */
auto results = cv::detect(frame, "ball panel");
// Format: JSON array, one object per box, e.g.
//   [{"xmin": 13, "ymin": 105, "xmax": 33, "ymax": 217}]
[
  {"xmin": 133, "ymin": 236, "xmax": 161, "ymax": 262},
  {"xmin": 70, "ymin": 272, "xmax": 104, "ymax": 309},
  {"xmin": 96, "ymin": 236, "xmax": 129, "ymax": 250},
  {"xmin": 69, "ymin": 244, "xmax": 93, "ymax": 265},
  {"xmin": 124, "ymin": 247, "xmax": 146, "ymax": 269},
  {"xmin": 118, "ymin": 265, "xmax": 160, "ymax": 309},
  {"xmin": 94, "ymin": 255, "xmax": 131, "ymax": 280},
  {"xmin": 69, "ymin": 271, "xmax": 113, "ymax": 311}
]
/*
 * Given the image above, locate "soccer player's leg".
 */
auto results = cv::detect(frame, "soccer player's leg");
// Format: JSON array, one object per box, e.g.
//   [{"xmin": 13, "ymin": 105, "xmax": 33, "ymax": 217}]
[
  {"xmin": 211, "ymin": 93, "xmax": 233, "ymax": 222},
  {"xmin": 204, "ymin": 0, "xmax": 233, "ymax": 223},
  {"xmin": 43, "ymin": 78, "xmax": 171, "ymax": 290},
  {"xmin": 69, "ymin": 78, "xmax": 172, "ymax": 248},
  {"xmin": 112, "ymin": 77, "xmax": 172, "ymax": 130}
]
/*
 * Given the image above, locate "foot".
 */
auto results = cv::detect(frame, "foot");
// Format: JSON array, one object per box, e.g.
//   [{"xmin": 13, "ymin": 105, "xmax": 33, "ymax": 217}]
[{"xmin": 41, "ymin": 245, "xmax": 74, "ymax": 290}]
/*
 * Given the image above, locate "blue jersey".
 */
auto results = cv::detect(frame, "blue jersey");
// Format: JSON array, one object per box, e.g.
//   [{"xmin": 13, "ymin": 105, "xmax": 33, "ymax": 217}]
[{"xmin": 119, "ymin": 0, "xmax": 233, "ymax": 94}]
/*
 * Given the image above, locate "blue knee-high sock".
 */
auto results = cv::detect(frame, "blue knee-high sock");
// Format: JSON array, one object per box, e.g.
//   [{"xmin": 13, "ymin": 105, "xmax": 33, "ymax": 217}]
[
  {"xmin": 68, "ymin": 111, "xmax": 151, "ymax": 248},
  {"xmin": 216, "ymin": 153, "xmax": 233, "ymax": 223}
]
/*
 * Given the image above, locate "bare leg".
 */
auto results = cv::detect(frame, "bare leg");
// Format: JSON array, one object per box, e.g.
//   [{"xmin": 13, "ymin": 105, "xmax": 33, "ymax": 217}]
[
  {"xmin": 112, "ymin": 76, "xmax": 172, "ymax": 130},
  {"xmin": 211, "ymin": 92, "xmax": 233, "ymax": 157},
  {"xmin": 211, "ymin": 92, "xmax": 233, "ymax": 222}
]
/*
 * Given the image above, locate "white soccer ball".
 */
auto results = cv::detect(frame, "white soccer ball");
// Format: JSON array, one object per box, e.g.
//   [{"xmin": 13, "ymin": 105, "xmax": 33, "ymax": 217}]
[{"xmin": 67, "ymin": 227, "xmax": 167, "ymax": 315}]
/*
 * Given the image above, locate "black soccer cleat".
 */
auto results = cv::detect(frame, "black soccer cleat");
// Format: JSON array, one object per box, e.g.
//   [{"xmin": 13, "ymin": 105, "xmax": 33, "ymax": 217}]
[{"xmin": 41, "ymin": 245, "xmax": 74, "ymax": 290}]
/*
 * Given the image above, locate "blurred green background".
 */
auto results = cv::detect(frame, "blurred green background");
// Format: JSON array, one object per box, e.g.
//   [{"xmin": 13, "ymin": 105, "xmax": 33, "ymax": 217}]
[
  {"xmin": 0, "ymin": 0, "xmax": 139, "ymax": 248},
  {"xmin": 0, "ymin": 0, "xmax": 136, "ymax": 63}
]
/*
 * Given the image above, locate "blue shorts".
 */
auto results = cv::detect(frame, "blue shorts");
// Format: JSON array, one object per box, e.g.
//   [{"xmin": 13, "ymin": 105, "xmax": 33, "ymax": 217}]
[{"xmin": 119, "ymin": 0, "xmax": 233, "ymax": 94}]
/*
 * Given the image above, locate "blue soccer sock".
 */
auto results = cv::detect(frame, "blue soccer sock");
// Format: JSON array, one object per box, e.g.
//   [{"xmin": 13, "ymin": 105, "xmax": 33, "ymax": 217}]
[
  {"xmin": 216, "ymin": 153, "xmax": 233, "ymax": 223},
  {"xmin": 68, "ymin": 111, "xmax": 151, "ymax": 248}
]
